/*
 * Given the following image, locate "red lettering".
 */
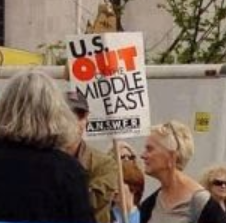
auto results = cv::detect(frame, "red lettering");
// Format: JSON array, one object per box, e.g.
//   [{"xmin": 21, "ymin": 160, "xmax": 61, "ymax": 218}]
[
  {"xmin": 118, "ymin": 46, "xmax": 137, "ymax": 71},
  {"xmin": 72, "ymin": 57, "xmax": 96, "ymax": 81},
  {"xmin": 95, "ymin": 51, "xmax": 118, "ymax": 76},
  {"xmin": 71, "ymin": 45, "xmax": 137, "ymax": 81}
]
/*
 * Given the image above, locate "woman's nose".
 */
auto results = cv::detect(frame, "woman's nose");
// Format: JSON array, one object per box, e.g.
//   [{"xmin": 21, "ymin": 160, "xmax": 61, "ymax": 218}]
[{"xmin": 140, "ymin": 152, "xmax": 146, "ymax": 160}]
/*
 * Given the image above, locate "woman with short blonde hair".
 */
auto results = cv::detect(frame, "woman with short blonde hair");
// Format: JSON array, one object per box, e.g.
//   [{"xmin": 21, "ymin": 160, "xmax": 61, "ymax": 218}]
[
  {"xmin": 151, "ymin": 120, "xmax": 194, "ymax": 170},
  {"xmin": 0, "ymin": 71, "xmax": 95, "ymax": 223},
  {"xmin": 140, "ymin": 120, "xmax": 226, "ymax": 223}
]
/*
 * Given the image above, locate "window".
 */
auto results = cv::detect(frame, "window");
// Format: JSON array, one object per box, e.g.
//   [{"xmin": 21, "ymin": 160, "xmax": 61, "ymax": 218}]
[{"xmin": 0, "ymin": 0, "xmax": 4, "ymax": 45}]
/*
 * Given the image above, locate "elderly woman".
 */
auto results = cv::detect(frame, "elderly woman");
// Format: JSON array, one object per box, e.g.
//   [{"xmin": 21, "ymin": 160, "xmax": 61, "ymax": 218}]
[
  {"xmin": 0, "ymin": 71, "xmax": 95, "ymax": 223},
  {"xmin": 200, "ymin": 165, "xmax": 226, "ymax": 212},
  {"xmin": 140, "ymin": 120, "xmax": 226, "ymax": 223}
]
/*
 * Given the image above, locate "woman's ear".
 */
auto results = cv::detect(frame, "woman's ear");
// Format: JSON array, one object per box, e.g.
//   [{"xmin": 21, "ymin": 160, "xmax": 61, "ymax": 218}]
[{"xmin": 168, "ymin": 150, "xmax": 178, "ymax": 168}]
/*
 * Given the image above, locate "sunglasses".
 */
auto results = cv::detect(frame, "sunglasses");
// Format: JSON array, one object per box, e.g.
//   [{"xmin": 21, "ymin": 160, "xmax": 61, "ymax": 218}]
[
  {"xmin": 121, "ymin": 154, "xmax": 136, "ymax": 161},
  {"xmin": 212, "ymin": 179, "xmax": 226, "ymax": 187}
]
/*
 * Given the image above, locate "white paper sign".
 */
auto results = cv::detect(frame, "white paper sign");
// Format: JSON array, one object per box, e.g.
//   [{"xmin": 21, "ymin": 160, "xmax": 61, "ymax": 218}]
[{"xmin": 67, "ymin": 32, "xmax": 150, "ymax": 139}]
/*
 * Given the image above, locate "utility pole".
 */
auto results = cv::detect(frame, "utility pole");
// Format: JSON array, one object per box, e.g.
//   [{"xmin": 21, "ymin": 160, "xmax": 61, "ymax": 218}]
[{"xmin": 76, "ymin": 0, "xmax": 82, "ymax": 34}]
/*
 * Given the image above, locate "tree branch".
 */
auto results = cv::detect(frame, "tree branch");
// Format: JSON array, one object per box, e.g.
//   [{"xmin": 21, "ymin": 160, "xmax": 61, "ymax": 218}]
[
  {"xmin": 217, "ymin": 45, "xmax": 226, "ymax": 62},
  {"xmin": 216, "ymin": 0, "xmax": 226, "ymax": 40},
  {"xmin": 202, "ymin": 0, "xmax": 217, "ymax": 13},
  {"xmin": 160, "ymin": 29, "xmax": 186, "ymax": 63},
  {"xmin": 197, "ymin": 25, "xmax": 215, "ymax": 44},
  {"xmin": 187, "ymin": 0, "xmax": 204, "ymax": 63},
  {"xmin": 148, "ymin": 26, "xmax": 175, "ymax": 53}
]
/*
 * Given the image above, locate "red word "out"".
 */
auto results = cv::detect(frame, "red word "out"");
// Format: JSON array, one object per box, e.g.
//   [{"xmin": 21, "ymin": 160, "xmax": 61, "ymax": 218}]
[{"xmin": 72, "ymin": 46, "xmax": 137, "ymax": 81}]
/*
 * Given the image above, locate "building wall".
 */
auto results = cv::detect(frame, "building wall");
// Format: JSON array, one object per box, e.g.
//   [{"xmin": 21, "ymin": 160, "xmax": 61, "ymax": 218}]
[
  {"xmin": 121, "ymin": 0, "xmax": 174, "ymax": 59},
  {"xmin": 4, "ymin": 0, "xmax": 173, "ymax": 55},
  {"xmin": 5, "ymin": 0, "xmax": 76, "ymax": 52},
  {"xmin": 0, "ymin": 0, "xmax": 4, "ymax": 45}
]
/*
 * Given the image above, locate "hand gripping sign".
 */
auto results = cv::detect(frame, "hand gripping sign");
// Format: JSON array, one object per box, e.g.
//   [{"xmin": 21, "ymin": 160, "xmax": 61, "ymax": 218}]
[{"xmin": 66, "ymin": 32, "xmax": 151, "ymax": 140}]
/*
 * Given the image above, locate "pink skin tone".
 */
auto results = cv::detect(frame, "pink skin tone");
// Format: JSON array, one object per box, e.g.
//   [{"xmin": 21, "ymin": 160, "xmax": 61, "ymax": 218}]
[
  {"xmin": 140, "ymin": 133, "xmax": 204, "ymax": 211},
  {"xmin": 77, "ymin": 113, "xmax": 89, "ymax": 138},
  {"xmin": 120, "ymin": 147, "xmax": 133, "ymax": 158},
  {"xmin": 67, "ymin": 112, "xmax": 89, "ymax": 156},
  {"xmin": 113, "ymin": 184, "xmax": 135, "ymax": 212},
  {"xmin": 141, "ymin": 134, "xmax": 173, "ymax": 178}
]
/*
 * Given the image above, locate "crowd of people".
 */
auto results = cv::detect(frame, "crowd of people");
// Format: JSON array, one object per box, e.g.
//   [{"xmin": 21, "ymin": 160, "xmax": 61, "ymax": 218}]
[{"xmin": 0, "ymin": 70, "xmax": 225, "ymax": 223}]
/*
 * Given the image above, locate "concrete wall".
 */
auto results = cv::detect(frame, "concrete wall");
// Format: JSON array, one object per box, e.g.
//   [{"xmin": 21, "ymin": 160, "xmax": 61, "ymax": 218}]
[
  {"xmin": 5, "ymin": 0, "xmax": 76, "ymax": 52},
  {"xmin": 4, "ymin": 0, "xmax": 173, "ymax": 56},
  {"xmin": 121, "ymin": 0, "xmax": 174, "ymax": 56}
]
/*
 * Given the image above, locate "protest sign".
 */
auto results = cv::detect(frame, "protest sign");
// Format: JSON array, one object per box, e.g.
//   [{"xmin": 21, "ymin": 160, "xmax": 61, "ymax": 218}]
[{"xmin": 67, "ymin": 32, "xmax": 150, "ymax": 139}]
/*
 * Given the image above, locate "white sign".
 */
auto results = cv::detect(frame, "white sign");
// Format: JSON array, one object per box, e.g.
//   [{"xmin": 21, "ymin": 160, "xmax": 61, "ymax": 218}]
[{"xmin": 67, "ymin": 32, "xmax": 150, "ymax": 139}]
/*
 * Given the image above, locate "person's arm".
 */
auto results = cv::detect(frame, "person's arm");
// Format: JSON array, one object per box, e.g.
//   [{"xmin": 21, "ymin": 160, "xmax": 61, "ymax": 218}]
[
  {"xmin": 90, "ymin": 152, "xmax": 118, "ymax": 198},
  {"xmin": 89, "ymin": 151, "xmax": 118, "ymax": 223}
]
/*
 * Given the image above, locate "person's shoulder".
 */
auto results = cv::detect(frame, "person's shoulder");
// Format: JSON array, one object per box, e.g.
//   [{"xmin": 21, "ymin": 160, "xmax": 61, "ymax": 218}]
[
  {"xmin": 53, "ymin": 147, "xmax": 82, "ymax": 162},
  {"xmin": 190, "ymin": 189, "xmax": 211, "ymax": 222},
  {"xmin": 141, "ymin": 189, "xmax": 160, "ymax": 208},
  {"xmin": 83, "ymin": 143, "xmax": 118, "ymax": 184},
  {"xmin": 140, "ymin": 189, "xmax": 160, "ymax": 223},
  {"xmin": 190, "ymin": 189, "xmax": 226, "ymax": 223},
  {"xmin": 191, "ymin": 189, "xmax": 211, "ymax": 209},
  {"xmin": 86, "ymin": 143, "xmax": 116, "ymax": 164}
]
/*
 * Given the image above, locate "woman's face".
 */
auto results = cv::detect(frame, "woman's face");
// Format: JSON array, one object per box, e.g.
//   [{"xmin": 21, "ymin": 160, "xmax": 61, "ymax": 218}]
[
  {"xmin": 210, "ymin": 173, "xmax": 226, "ymax": 201},
  {"xmin": 120, "ymin": 146, "xmax": 135, "ymax": 161},
  {"xmin": 141, "ymin": 134, "xmax": 173, "ymax": 177},
  {"xmin": 76, "ymin": 111, "xmax": 89, "ymax": 137}
]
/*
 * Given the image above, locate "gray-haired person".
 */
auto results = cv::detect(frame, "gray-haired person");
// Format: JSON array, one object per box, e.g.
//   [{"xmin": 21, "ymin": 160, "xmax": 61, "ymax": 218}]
[{"xmin": 0, "ymin": 71, "xmax": 96, "ymax": 223}]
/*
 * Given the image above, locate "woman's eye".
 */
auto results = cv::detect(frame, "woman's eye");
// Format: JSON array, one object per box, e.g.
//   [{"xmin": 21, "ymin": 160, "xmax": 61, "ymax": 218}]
[{"xmin": 146, "ymin": 145, "xmax": 154, "ymax": 152}]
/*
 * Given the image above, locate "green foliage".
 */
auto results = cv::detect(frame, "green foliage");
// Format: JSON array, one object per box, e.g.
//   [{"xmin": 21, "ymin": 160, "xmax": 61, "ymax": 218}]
[
  {"xmin": 152, "ymin": 0, "xmax": 226, "ymax": 64},
  {"xmin": 37, "ymin": 40, "xmax": 67, "ymax": 65}
]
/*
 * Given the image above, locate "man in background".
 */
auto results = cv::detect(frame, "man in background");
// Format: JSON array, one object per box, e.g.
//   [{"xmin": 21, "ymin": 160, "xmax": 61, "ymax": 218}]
[{"xmin": 66, "ymin": 91, "xmax": 118, "ymax": 223}]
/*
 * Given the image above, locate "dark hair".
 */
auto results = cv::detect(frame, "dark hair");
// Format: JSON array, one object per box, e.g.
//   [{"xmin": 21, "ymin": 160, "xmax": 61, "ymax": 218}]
[{"xmin": 66, "ymin": 91, "xmax": 89, "ymax": 113}]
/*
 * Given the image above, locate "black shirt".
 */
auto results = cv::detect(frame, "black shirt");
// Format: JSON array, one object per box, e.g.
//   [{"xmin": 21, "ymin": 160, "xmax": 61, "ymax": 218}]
[{"xmin": 0, "ymin": 139, "xmax": 96, "ymax": 223}]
